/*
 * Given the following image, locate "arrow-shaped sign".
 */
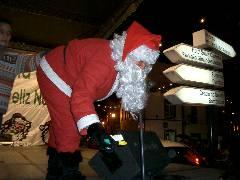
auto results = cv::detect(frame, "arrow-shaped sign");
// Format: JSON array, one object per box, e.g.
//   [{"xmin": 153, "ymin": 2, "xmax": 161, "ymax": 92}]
[
  {"xmin": 163, "ymin": 43, "xmax": 223, "ymax": 69},
  {"xmin": 164, "ymin": 86, "xmax": 225, "ymax": 106},
  {"xmin": 193, "ymin": 29, "xmax": 236, "ymax": 59},
  {"xmin": 163, "ymin": 64, "xmax": 224, "ymax": 88}
]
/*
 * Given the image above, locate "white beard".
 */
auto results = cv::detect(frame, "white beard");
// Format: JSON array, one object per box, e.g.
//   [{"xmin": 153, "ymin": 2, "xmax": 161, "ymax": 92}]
[
  {"xmin": 115, "ymin": 58, "xmax": 151, "ymax": 113},
  {"xmin": 110, "ymin": 31, "xmax": 159, "ymax": 113}
]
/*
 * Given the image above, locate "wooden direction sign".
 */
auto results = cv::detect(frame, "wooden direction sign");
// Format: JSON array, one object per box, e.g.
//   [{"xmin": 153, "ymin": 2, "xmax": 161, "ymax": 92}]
[
  {"xmin": 163, "ymin": 64, "xmax": 224, "ymax": 88},
  {"xmin": 163, "ymin": 43, "xmax": 223, "ymax": 69},
  {"xmin": 193, "ymin": 29, "xmax": 236, "ymax": 59},
  {"xmin": 164, "ymin": 86, "xmax": 225, "ymax": 106},
  {"xmin": 162, "ymin": 29, "xmax": 234, "ymax": 106}
]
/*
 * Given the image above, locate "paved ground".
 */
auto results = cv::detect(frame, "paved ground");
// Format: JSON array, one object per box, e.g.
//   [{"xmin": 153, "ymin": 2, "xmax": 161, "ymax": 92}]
[
  {"xmin": 0, "ymin": 144, "xmax": 227, "ymax": 180},
  {"xmin": 0, "ymin": 144, "xmax": 100, "ymax": 180}
]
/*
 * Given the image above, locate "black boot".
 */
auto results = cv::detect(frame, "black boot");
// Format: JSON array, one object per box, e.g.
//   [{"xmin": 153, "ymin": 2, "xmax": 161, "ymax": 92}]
[
  {"xmin": 46, "ymin": 147, "xmax": 62, "ymax": 180},
  {"xmin": 59, "ymin": 151, "xmax": 85, "ymax": 180}
]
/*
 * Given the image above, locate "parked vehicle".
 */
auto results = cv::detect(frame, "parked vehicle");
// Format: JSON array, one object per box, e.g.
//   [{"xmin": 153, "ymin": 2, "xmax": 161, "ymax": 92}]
[
  {"xmin": 161, "ymin": 140, "xmax": 224, "ymax": 180},
  {"xmin": 161, "ymin": 140, "xmax": 207, "ymax": 167}
]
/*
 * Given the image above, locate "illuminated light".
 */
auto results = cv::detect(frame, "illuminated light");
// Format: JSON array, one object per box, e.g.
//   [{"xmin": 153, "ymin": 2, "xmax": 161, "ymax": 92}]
[
  {"xmin": 164, "ymin": 86, "xmax": 225, "ymax": 106},
  {"xmin": 163, "ymin": 64, "xmax": 224, "ymax": 88},
  {"xmin": 200, "ymin": 18, "xmax": 205, "ymax": 23},
  {"xmin": 162, "ymin": 86, "xmax": 165, "ymax": 89},
  {"xmin": 111, "ymin": 113, "xmax": 116, "ymax": 118},
  {"xmin": 97, "ymin": 104, "xmax": 101, "ymax": 107},
  {"xmin": 102, "ymin": 122, "xmax": 105, "ymax": 125},
  {"xmin": 233, "ymin": 125, "xmax": 236, "ymax": 131},
  {"xmin": 193, "ymin": 29, "xmax": 236, "ymax": 59},
  {"xmin": 159, "ymin": 43, "xmax": 162, "ymax": 47},
  {"xmin": 158, "ymin": 87, "xmax": 161, "ymax": 90},
  {"xmin": 222, "ymin": 110, "xmax": 225, "ymax": 113},
  {"xmin": 232, "ymin": 112, "xmax": 235, "ymax": 115},
  {"xmin": 195, "ymin": 158, "xmax": 200, "ymax": 165},
  {"xmin": 169, "ymin": 83, "xmax": 173, "ymax": 86}
]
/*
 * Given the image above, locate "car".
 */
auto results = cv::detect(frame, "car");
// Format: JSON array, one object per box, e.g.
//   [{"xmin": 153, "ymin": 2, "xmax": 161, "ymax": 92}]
[
  {"xmin": 160, "ymin": 140, "xmax": 207, "ymax": 167},
  {"xmin": 160, "ymin": 140, "xmax": 224, "ymax": 180}
]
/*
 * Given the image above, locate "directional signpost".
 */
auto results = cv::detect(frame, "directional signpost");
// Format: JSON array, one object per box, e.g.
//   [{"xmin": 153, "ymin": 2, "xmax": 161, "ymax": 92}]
[
  {"xmin": 163, "ymin": 29, "xmax": 236, "ymax": 106},
  {"xmin": 193, "ymin": 29, "xmax": 236, "ymax": 59},
  {"xmin": 163, "ymin": 64, "xmax": 224, "ymax": 88},
  {"xmin": 163, "ymin": 86, "xmax": 225, "ymax": 106},
  {"xmin": 163, "ymin": 43, "xmax": 223, "ymax": 69},
  {"xmin": 162, "ymin": 30, "xmax": 236, "ymax": 164}
]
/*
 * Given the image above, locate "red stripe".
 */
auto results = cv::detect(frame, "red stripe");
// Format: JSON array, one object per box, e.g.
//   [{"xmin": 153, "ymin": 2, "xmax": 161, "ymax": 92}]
[
  {"xmin": 0, "ymin": 79, "xmax": 13, "ymax": 86},
  {"xmin": 0, "ymin": 93, "xmax": 10, "ymax": 98}
]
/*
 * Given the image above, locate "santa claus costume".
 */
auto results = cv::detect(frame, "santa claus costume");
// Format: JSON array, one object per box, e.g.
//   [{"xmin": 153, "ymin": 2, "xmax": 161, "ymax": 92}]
[{"xmin": 36, "ymin": 21, "xmax": 161, "ymax": 179}]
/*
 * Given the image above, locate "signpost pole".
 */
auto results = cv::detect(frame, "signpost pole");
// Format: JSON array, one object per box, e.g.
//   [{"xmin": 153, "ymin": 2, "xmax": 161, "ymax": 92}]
[{"xmin": 138, "ymin": 111, "xmax": 145, "ymax": 180}]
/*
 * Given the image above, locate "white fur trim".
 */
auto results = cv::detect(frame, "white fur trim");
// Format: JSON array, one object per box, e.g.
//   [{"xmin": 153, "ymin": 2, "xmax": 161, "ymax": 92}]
[
  {"xmin": 40, "ymin": 56, "xmax": 72, "ymax": 97},
  {"xmin": 77, "ymin": 114, "xmax": 100, "ymax": 131},
  {"xmin": 97, "ymin": 73, "xmax": 120, "ymax": 101}
]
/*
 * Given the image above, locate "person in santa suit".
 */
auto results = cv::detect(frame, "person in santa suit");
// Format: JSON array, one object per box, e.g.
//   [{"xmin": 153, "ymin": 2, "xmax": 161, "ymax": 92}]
[{"xmin": 36, "ymin": 21, "xmax": 161, "ymax": 180}]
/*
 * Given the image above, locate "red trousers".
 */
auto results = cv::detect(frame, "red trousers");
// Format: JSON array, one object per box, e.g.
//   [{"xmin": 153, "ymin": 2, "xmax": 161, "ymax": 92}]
[{"xmin": 37, "ymin": 67, "xmax": 80, "ymax": 152}]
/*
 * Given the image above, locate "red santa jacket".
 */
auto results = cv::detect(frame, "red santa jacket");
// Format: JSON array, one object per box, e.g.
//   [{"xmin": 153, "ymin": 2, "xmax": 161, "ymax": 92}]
[{"xmin": 39, "ymin": 38, "xmax": 118, "ymax": 131}]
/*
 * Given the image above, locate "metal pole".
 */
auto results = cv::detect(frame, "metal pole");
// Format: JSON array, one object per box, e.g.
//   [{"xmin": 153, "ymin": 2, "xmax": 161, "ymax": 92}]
[{"xmin": 139, "ymin": 112, "xmax": 145, "ymax": 180}]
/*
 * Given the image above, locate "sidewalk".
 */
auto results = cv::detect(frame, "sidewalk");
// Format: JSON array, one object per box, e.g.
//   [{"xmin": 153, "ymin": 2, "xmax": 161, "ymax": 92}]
[{"xmin": 0, "ymin": 144, "xmax": 101, "ymax": 180}]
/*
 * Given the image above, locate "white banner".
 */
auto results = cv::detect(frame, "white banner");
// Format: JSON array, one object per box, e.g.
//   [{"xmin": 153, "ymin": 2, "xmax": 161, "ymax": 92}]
[{"xmin": 2, "ymin": 71, "xmax": 50, "ymax": 146}]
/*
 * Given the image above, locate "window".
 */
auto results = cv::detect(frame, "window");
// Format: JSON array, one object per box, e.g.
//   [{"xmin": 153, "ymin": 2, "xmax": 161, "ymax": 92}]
[
  {"xmin": 190, "ymin": 107, "xmax": 197, "ymax": 124},
  {"xmin": 164, "ymin": 100, "xmax": 176, "ymax": 119}
]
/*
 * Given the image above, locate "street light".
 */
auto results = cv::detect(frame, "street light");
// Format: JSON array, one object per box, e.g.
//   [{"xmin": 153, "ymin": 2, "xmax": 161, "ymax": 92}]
[{"xmin": 111, "ymin": 113, "xmax": 116, "ymax": 118}]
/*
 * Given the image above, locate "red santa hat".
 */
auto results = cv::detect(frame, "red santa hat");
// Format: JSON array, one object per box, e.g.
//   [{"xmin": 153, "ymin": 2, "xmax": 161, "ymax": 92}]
[{"xmin": 122, "ymin": 21, "xmax": 161, "ymax": 62}]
